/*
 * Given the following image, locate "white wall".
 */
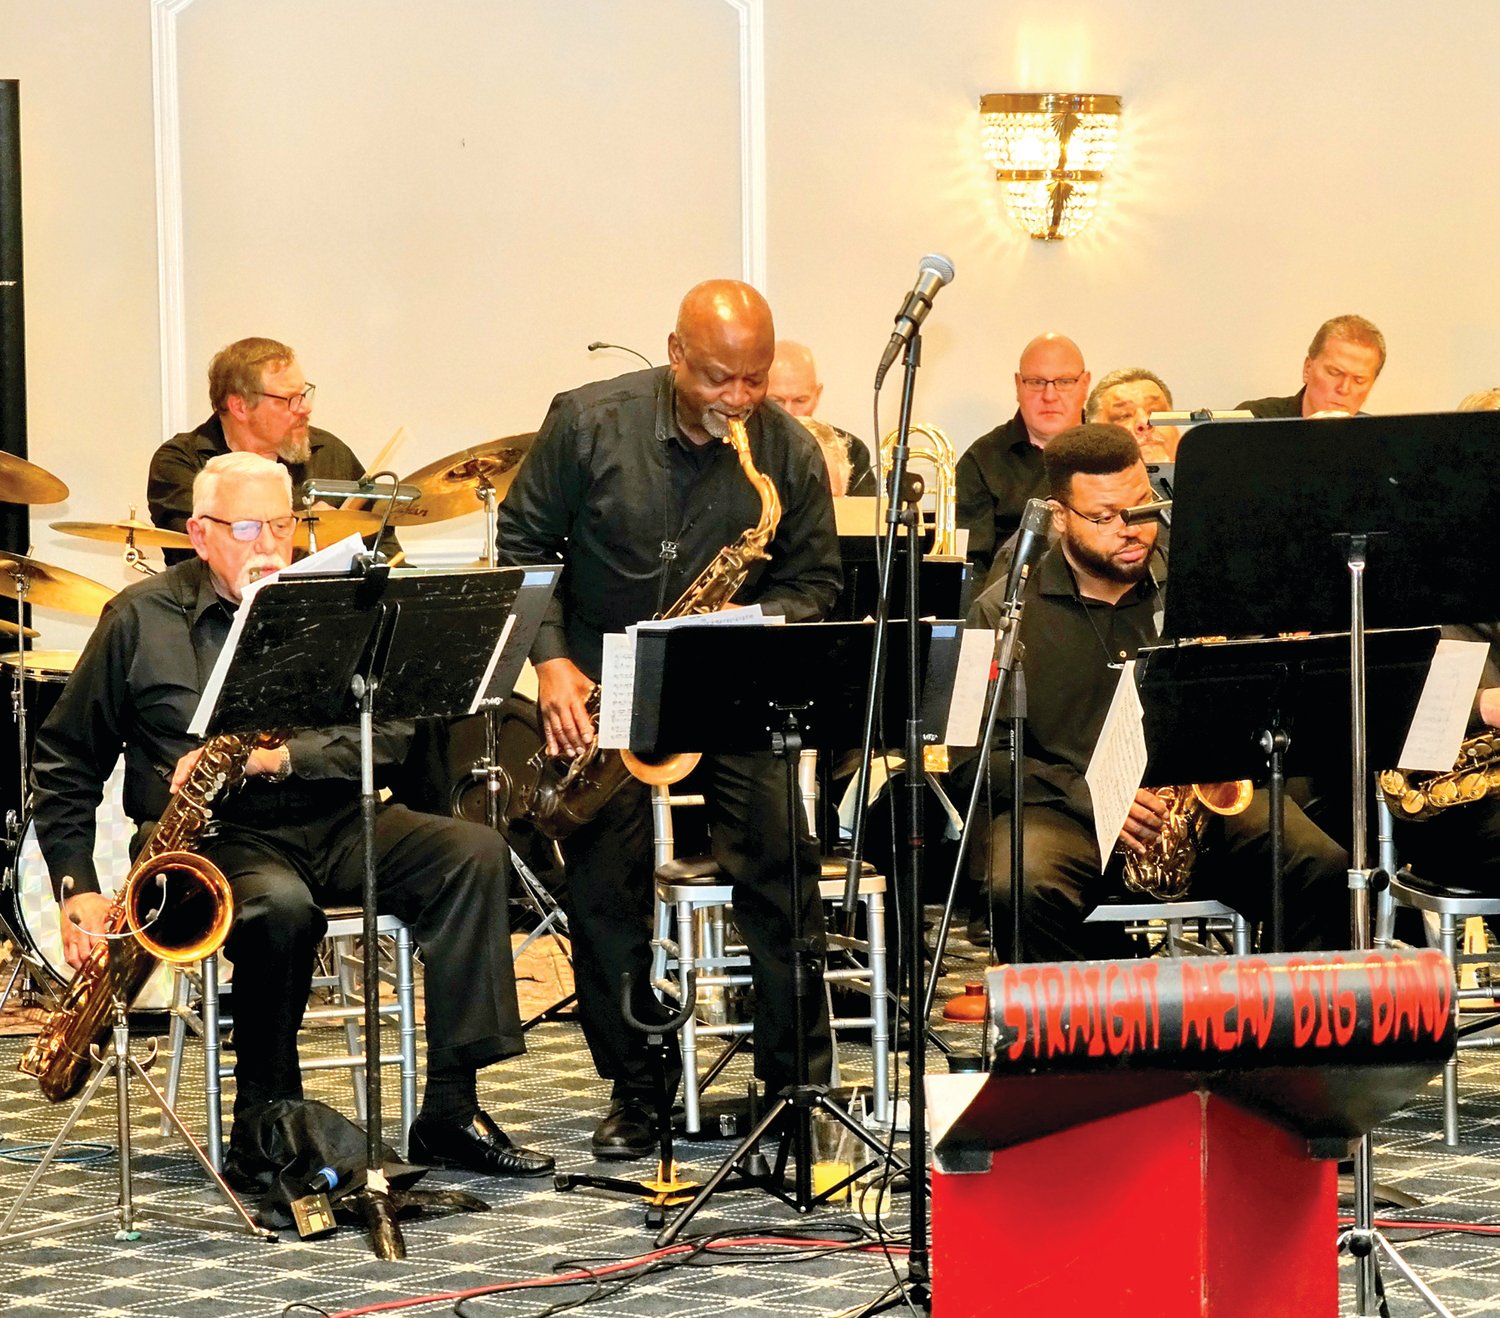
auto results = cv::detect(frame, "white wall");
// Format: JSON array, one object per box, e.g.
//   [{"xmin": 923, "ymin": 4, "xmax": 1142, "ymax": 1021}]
[{"xmin": 3, "ymin": 0, "xmax": 1498, "ymax": 652}]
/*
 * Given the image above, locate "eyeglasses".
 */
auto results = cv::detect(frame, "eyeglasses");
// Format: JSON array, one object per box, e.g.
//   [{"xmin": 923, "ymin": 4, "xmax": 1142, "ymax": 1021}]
[
  {"xmin": 256, "ymin": 383, "xmax": 316, "ymax": 411},
  {"xmin": 1019, "ymin": 375, "xmax": 1083, "ymax": 392},
  {"xmin": 199, "ymin": 514, "xmax": 298, "ymax": 542},
  {"xmin": 1061, "ymin": 504, "xmax": 1127, "ymax": 530}
]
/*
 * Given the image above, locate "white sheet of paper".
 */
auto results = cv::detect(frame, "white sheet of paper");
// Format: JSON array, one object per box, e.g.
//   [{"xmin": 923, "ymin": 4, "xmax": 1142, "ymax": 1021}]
[
  {"xmin": 634, "ymin": 604, "xmax": 774, "ymax": 631},
  {"xmin": 188, "ymin": 534, "xmax": 366, "ymax": 737},
  {"xmin": 597, "ymin": 631, "xmax": 637, "ymax": 749},
  {"xmin": 1397, "ymin": 639, "xmax": 1489, "ymax": 772},
  {"xmin": 944, "ymin": 628, "xmax": 994, "ymax": 747},
  {"xmin": 469, "ymin": 613, "xmax": 517, "ymax": 715},
  {"xmin": 1085, "ymin": 661, "xmax": 1149, "ymax": 865}
]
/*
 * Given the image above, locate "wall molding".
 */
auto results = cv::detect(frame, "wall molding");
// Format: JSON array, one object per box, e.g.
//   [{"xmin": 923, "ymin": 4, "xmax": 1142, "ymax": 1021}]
[{"xmin": 149, "ymin": 0, "xmax": 770, "ymax": 437}]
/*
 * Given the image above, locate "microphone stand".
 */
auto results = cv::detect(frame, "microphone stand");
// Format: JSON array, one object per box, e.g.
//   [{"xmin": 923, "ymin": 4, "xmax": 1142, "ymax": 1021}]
[{"xmin": 843, "ymin": 329, "xmax": 931, "ymax": 1316}]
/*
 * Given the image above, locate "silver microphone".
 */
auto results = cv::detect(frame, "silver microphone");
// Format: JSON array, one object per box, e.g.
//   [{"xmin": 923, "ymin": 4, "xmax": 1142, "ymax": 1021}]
[{"xmin": 874, "ymin": 253, "xmax": 956, "ymax": 388}]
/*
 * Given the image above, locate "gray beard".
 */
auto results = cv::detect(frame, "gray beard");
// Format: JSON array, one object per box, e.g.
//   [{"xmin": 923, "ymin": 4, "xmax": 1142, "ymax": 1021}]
[{"xmin": 278, "ymin": 433, "xmax": 311, "ymax": 464}]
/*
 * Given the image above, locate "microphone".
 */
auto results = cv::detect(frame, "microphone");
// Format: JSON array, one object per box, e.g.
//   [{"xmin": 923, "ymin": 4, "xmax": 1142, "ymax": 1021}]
[
  {"xmin": 874, "ymin": 253, "xmax": 956, "ymax": 389},
  {"xmin": 587, "ymin": 340, "xmax": 655, "ymax": 369},
  {"xmin": 298, "ymin": 478, "xmax": 420, "ymax": 505},
  {"xmin": 1005, "ymin": 497, "xmax": 1052, "ymax": 603},
  {"xmin": 289, "ymin": 1164, "xmax": 341, "ymax": 1239},
  {"xmin": 1121, "ymin": 498, "xmax": 1171, "ymax": 525}
]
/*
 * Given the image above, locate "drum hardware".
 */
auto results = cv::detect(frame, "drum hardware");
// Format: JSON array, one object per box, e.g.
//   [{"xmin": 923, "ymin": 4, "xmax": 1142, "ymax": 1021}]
[
  {"xmin": 294, "ymin": 506, "xmax": 385, "ymax": 555},
  {"xmin": 50, "ymin": 507, "xmax": 192, "ymax": 576}
]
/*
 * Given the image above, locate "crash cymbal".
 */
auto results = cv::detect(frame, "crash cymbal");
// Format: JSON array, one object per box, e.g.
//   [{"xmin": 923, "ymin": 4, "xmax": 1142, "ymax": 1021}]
[
  {"xmin": 50, "ymin": 518, "xmax": 192, "ymax": 550},
  {"xmin": 0, "ymin": 648, "xmax": 77, "ymax": 671},
  {"xmin": 295, "ymin": 507, "xmax": 386, "ymax": 552},
  {"xmin": 0, "ymin": 619, "xmax": 40, "ymax": 640},
  {"xmin": 0, "ymin": 452, "xmax": 69, "ymax": 506},
  {"xmin": 392, "ymin": 433, "xmax": 535, "ymax": 525},
  {"xmin": 0, "ymin": 553, "xmax": 116, "ymax": 616}
]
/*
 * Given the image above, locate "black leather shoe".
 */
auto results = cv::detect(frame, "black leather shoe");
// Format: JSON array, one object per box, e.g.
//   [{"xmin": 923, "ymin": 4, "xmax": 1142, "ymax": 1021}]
[
  {"xmin": 591, "ymin": 1098, "xmax": 656, "ymax": 1161},
  {"xmin": 408, "ymin": 1110, "xmax": 554, "ymax": 1177}
]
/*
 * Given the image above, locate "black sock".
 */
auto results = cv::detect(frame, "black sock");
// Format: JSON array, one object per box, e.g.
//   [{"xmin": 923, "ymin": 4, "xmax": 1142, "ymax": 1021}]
[{"xmin": 420, "ymin": 1067, "xmax": 479, "ymax": 1125}]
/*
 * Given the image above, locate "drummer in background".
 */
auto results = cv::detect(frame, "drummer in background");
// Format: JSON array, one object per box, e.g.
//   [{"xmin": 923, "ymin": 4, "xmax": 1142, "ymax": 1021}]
[
  {"xmin": 767, "ymin": 340, "xmax": 874, "ymax": 495},
  {"xmin": 146, "ymin": 337, "xmax": 382, "ymax": 564}
]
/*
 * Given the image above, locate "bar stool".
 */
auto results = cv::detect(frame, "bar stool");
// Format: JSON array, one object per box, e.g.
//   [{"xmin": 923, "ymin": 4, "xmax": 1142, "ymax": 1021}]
[
  {"xmin": 649, "ymin": 780, "xmax": 892, "ymax": 1132},
  {"xmin": 1374, "ymin": 796, "xmax": 1500, "ymax": 1147},
  {"xmin": 161, "ymin": 907, "xmax": 419, "ymax": 1170}
]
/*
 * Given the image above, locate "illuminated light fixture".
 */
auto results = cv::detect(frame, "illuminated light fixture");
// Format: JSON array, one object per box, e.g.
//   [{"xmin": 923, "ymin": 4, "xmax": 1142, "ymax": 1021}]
[{"xmin": 979, "ymin": 92, "xmax": 1122, "ymax": 240}]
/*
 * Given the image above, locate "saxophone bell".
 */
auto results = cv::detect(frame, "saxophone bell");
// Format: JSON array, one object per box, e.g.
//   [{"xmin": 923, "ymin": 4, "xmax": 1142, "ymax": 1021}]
[{"xmin": 124, "ymin": 851, "xmax": 234, "ymax": 963}]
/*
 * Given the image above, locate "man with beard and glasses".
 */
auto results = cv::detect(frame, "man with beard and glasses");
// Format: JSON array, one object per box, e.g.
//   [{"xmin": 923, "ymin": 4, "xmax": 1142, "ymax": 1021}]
[
  {"xmin": 497, "ymin": 279, "xmax": 841, "ymax": 1160},
  {"xmin": 962, "ymin": 424, "xmax": 1348, "ymax": 961},
  {"xmin": 33, "ymin": 452, "xmax": 552, "ymax": 1181},
  {"xmin": 148, "ymin": 337, "xmax": 385, "ymax": 564}
]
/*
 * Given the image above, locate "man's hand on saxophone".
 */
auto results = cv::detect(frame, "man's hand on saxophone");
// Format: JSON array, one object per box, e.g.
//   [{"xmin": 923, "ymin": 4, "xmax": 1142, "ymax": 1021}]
[
  {"xmin": 536, "ymin": 656, "xmax": 597, "ymax": 758},
  {"xmin": 60, "ymin": 890, "xmax": 113, "ymax": 971},
  {"xmin": 1118, "ymin": 788, "xmax": 1169, "ymax": 856},
  {"xmin": 169, "ymin": 742, "xmax": 288, "ymax": 794}
]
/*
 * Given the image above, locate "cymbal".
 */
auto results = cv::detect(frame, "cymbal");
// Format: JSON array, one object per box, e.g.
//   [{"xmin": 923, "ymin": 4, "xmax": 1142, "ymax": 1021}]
[
  {"xmin": 0, "ymin": 452, "xmax": 69, "ymax": 506},
  {"xmin": 0, "ymin": 648, "xmax": 77, "ymax": 671},
  {"xmin": 295, "ymin": 507, "xmax": 386, "ymax": 552},
  {"xmin": 0, "ymin": 553, "xmax": 116, "ymax": 616},
  {"xmin": 392, "ymin": 434, "xmax": 535, "ymax": 525},
  {"xmin": 51, "ymin": 518, "xmax": 192, "ymax": 550},
  {"xmin": 0, "ymin": 619, "xmax": 40, "ymax": 640}
]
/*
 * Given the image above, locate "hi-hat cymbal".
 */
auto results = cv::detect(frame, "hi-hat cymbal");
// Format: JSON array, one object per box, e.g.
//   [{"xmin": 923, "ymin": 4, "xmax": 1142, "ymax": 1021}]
[
  {"xmin": 0, "ymin": 648, "xmax": 77, "ymax": 671},
  {"xmin": 51, "ymin": 518, "xmax": 192, "ymax": 550},
  {"xmin": 0, "ymin": 553, "xmax": 116, "ymax": 616},
  {"xmin": 295, "ymin": 507, "xmax": 386, "ymax": 552},
  {"xmin": 0, "ymin": 619, "xmax": 40, "ymax": 640},
  {"xmin": 0, "ymin": 452, "xmax": 69, "ymax": 506},
  {"xmin": 392, "ymin": 434, "xmax": 535, "ymax": 525}
]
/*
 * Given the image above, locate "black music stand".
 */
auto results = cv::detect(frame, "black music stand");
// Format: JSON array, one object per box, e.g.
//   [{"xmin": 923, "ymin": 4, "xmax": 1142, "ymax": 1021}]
[
  {"xmin": 194, "ymin": 562, "xmax": 552, "ymax": 1259},
  {"xmin": 626, "ymin": 620, "xmax": 967, "ymax": 1247},
  {"xmin": 1162, "ymin": 411, "xmax": 1500, "ymax": 1318},
  {"xmin": 1135, "ymin": 629, "xmax": 1436, "ymax": 951}
]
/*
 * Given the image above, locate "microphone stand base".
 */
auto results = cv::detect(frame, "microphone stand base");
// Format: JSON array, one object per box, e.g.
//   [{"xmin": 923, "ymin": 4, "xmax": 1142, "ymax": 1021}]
[{"xmin": 348, "ymin": 1182, "xmax": 490, "ymax": 1261}]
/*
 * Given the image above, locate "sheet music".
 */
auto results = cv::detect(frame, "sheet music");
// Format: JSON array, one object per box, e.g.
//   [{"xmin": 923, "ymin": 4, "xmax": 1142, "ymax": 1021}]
[
  {"xmin": 597, "ymin": 631, "xmax": 637, "ymax": 749},
  {"xmin": 1397, "ymin": 638, "xmax": 1489, "ymax": 772},
  {"xmin": 1085, "ymin": 661, "xmax": 1148, "ymax": 865},
  {"xmin": 635, "ymin": 604, "xmax": 775, "ymax": 632},
  {"xmin": 188, "ymin": 534, "xmax": 366, "ymax": 737},
  {"xmin": 944, "ymin": 627, "xmax": 994, "ymax": 747}
]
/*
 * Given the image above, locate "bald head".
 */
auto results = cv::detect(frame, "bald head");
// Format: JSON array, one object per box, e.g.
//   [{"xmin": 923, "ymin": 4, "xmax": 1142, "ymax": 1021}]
[
  {"xmin": 767, "ymin": 340, "xmax": 823, "ymax": 417},
  {"xmin": 1015, "ymin": 332, "xmax": 1089, "ymax": 447},
  {"xmin": 668, "ymin": 280, "xmax": 776, "ymax": 445}
]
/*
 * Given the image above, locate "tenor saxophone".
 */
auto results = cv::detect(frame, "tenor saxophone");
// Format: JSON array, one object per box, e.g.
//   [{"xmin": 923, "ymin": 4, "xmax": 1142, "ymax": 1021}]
[
  {"xmin": 21, "ymin": 733, "xmax": 270, "ymax": 1101},
  {"xmin": 526, "ymin": 417, "xmax": 782, "ymax": 840}
]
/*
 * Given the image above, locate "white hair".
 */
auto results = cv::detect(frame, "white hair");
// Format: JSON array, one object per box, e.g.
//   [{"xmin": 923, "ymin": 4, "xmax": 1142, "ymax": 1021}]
[{"xmin": 192, "ymin": 451, "xmax": 293, "ymax": 517}]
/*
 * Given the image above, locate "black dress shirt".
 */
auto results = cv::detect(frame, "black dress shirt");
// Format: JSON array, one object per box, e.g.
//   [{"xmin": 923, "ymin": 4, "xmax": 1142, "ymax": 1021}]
[
  {"xmin": 29, "ymin": 557, "xmax": 411, "ymax": 898},
  {"xmin": 955, "ymin": 412, "xmax": 1048, "ymax": 579},
  {"xmin": 968, "ymin": 543, "xmax": 1164, "ymax": 824},
  {"xmin": 495, "ymin": 367, "xmax": 842, "ymax": 680},
  {"xmin": 1235, "ymin": 388, "xmax": 1306, "ymax": 419}
]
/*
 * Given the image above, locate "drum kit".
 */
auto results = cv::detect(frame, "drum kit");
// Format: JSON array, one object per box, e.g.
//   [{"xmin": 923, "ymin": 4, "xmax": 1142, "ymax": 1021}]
[{"xmin": 0, "ymin": 434, "xmax": 560, "ymax": 1012}]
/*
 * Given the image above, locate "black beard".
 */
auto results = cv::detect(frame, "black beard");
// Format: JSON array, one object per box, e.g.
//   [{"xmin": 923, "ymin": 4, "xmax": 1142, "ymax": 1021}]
[{"xmin": 1065, "ymin": 533, "xmax": 1151, "ymax": 585}]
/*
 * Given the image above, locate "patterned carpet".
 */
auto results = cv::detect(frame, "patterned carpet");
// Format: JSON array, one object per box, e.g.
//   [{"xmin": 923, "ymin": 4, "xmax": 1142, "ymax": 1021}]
[{"xmin": 0, "ymin": 938, "xmax": 1498, "ymax": 1317}]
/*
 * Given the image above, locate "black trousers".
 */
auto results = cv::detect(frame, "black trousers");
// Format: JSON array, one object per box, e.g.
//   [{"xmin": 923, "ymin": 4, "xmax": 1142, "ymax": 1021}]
[
  {"xmin": 202, "ymin": 803, "xmax": 522, "ymax": 1117},
  {"xmin": 1394, "ymin": 797, "xmax": 1500, "ymax": 894},
  {"xmin": 978, "ymin": 794, "xmax": 1351, "ymax": 962},
  {"xmin": 561, "ymin": 751, "xmax": 831, "ymax": 1103}
]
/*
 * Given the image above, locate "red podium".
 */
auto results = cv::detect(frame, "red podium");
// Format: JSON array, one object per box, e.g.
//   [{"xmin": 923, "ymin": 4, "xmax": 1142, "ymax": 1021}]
[{"xmin": 929, "ymin": 949, "xmax": 1454, "ymax": 1317}]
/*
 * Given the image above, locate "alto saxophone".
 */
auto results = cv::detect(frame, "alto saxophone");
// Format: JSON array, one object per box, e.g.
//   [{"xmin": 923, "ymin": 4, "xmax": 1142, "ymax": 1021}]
[
  {"xmin": 1379, "ymin": 731, "xmax": 1500, "ymax": 822},
  {"xmin": 1122, "ymin": 780, "xmax": 1254, "ymax": 901},
  {"xmin": 526, "ymin": 417, "xmax": 782, "ymax": 840},
  {"xmin": 21, "ymin": 732, "xmax": 272, "ymax": 1101}
]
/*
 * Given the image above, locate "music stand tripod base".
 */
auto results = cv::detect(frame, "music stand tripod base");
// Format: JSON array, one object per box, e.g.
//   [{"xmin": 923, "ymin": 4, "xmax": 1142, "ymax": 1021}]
[{"xmin": 0, "ymin": 998, "xmax": 274, "ymax": 1245}]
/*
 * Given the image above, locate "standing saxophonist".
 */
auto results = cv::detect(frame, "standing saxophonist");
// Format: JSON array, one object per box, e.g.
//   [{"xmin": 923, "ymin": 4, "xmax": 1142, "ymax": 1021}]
[
  {"xmin": 497, "ymin": 280, "xmax": 841, "ymax": 1160},
  {"xmin": 29, "ymin": 452, "xmax": 552, "ymax": 1180}
]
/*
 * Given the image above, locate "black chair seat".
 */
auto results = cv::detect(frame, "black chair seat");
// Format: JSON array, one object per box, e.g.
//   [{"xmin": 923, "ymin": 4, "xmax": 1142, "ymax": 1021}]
[
  {"xmin": 1394, "ymin": 868, "xmax": 1498, "ymax": 903},
  {"xmin": 655, "ymin": 856, "xmax": 725, "ymax": 885}
]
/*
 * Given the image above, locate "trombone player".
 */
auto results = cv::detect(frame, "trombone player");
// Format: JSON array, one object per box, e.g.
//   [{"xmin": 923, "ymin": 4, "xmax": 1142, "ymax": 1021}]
[{"xmin": 29, "ymin": 452, "xmax": 552, "ymax": 1181}]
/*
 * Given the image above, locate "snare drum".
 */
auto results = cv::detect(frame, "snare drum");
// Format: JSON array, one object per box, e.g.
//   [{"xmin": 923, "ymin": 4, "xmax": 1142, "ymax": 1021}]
[{"xmin": 0, "ymin": 760, "xmax": 174, "ymax": 1009}]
